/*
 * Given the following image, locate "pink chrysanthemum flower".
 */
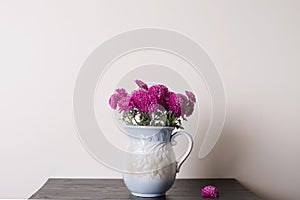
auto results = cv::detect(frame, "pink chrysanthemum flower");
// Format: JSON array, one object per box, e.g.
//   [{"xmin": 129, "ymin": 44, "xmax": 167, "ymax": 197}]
[
  {"xmin": 148, "ymin": 84, "xmax": 169, "ymax": 109},
  {"xmin": 185, "ymin": 91, "xmax": 196, "ymax": 103},
  {"xmin": 176, "ymin": 93, "xmax": 188, "ymax": 116},
  {"xmin": 109, "ymin": 94, "xmax": 119, "ymax": 109},
  {"xmin": 130, "ymin": 89, "xmax": 151, "ymax": 112},
  {"xmin": 168, "ymin": 92, "xmax": 186, "ymax": 117},
  {"xmin": 108, "ymin": 88, "xmax": 127, "ymax": 109},
  {"xmin": 185, "ymin": 101, "xmax": 194, "ymax": 117},
  {"xmin": 118, "ymin": 96, "xmax": 133, "ymax": 113},
  {"xmin": 201, "ymin": 185, "xmax": 219, "ymax": 198},
  {"xmin": 176, "ymin": 93, "xmax": 188, "ymax": 103},
  {"xmin": 135, "ymin": 80, "xmax": 148, "ymax": 90},
  {"xmin": 116, "ymin": 88, "xmax": 127, "ymax": 95}
]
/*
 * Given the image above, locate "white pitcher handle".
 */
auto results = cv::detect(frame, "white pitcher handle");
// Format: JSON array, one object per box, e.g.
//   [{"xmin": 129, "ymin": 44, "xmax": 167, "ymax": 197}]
[{"xmin": 171, "ymin": 131, "xmax": 193, "ymax": 172}]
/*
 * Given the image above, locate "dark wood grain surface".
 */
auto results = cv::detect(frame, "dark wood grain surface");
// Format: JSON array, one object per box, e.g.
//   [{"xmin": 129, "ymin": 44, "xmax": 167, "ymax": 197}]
[{"xmin": 29, "ymin": 179, "xmax": 261, "ymax": 200}]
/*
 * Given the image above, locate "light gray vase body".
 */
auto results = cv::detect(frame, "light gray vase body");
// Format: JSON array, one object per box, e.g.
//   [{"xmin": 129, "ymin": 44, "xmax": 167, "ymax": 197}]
[{"xmin": 122, "ymin": 126, "xmax": 193, "ymax": 197}]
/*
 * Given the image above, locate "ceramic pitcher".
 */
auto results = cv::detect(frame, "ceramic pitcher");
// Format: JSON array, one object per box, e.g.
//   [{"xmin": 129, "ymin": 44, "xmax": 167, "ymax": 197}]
[{"xmin": 122, "ymin": 126, "xmax": 193, "ymax": 197}]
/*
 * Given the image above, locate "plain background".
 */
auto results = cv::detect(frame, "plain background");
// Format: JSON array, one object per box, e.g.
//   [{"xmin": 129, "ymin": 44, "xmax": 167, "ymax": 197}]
[{"xmin": 1, "ymin": 0, "xmax": 300, "ymax": 199}]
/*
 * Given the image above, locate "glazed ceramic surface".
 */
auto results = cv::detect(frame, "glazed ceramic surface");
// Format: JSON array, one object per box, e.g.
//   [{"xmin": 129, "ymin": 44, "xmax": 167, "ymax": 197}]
[{"xmin": 122, "ymin": 126, "xmax": 193, "ymax": 197}]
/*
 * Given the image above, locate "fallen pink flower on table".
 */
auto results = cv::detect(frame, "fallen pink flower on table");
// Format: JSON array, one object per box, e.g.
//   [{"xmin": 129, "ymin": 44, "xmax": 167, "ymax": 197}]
[{"xmin": 201, "ymin": 185, "xmax": 219, "ymax": 198}]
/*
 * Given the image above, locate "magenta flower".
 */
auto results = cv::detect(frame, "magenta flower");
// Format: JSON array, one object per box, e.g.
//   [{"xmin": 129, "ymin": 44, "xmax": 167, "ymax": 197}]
[
  {"xmin": 185, "ymin": 91, "xmax": 196, "ymax": 103},
  {"xmin": 168, "ymin": 93, "xmax": 186, "ymax": 117},
  {"xmin": 201, "ymin": 185, "xmax": 219, "ymax": 198},
  {"xmin": 148, "ymin": 85, "xmax": 168, "ymax": 99},
  {"xmin": 167, "ymin": 93, "xmax": 196, "ymax": 117},
  {"xmin": 130, "ymin": 89, "xmax": 151, "ymax": 112},
  {"xmin": 148, "ymin": 84, "xmax": 169, "ymax": 109},
  {"xmin": 135, "ymin": 80, "xmax": 148, "ymax": 90}
]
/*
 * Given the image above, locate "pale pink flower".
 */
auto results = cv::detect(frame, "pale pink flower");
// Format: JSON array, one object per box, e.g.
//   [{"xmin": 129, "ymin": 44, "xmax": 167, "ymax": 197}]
[
  {"xmin": 185, "ymin": 91, "xmax": 196, "ymax": 103},
  {"xmin": 118, "ymin": 96, "xmax": 133, "ymax": 113},
  {"xmin": 116, "ymin": 88, "xmax": 127, "ymax": 95},
  {"xmin": 109, "ymin": 94, "xmax": 119, "ymax": 109},
  {"xmin": 185, "ymin": 101, "xmax": 194, "ymax": 117},
  {"xmin": 108, "ymin": 88, "xmax": 127, "ymax": 109}
]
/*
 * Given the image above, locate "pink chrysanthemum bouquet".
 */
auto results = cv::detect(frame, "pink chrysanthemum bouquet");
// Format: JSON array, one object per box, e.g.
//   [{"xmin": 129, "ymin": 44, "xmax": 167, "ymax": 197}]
[{"xmin": 109, "ymin": 80, "xmax": 196, "ymax": 129}]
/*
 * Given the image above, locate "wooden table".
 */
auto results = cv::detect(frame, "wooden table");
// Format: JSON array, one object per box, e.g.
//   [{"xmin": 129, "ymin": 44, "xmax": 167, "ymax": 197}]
[{"xmin": 29, "ymin": 179, "xmax": 261, "ymax": 200}]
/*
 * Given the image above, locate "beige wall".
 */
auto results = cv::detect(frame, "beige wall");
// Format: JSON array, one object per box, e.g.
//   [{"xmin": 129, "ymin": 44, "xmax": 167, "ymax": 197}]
[{"xmin": 0, "ymin": 0, "xmax": 299, "ymax": 199}]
